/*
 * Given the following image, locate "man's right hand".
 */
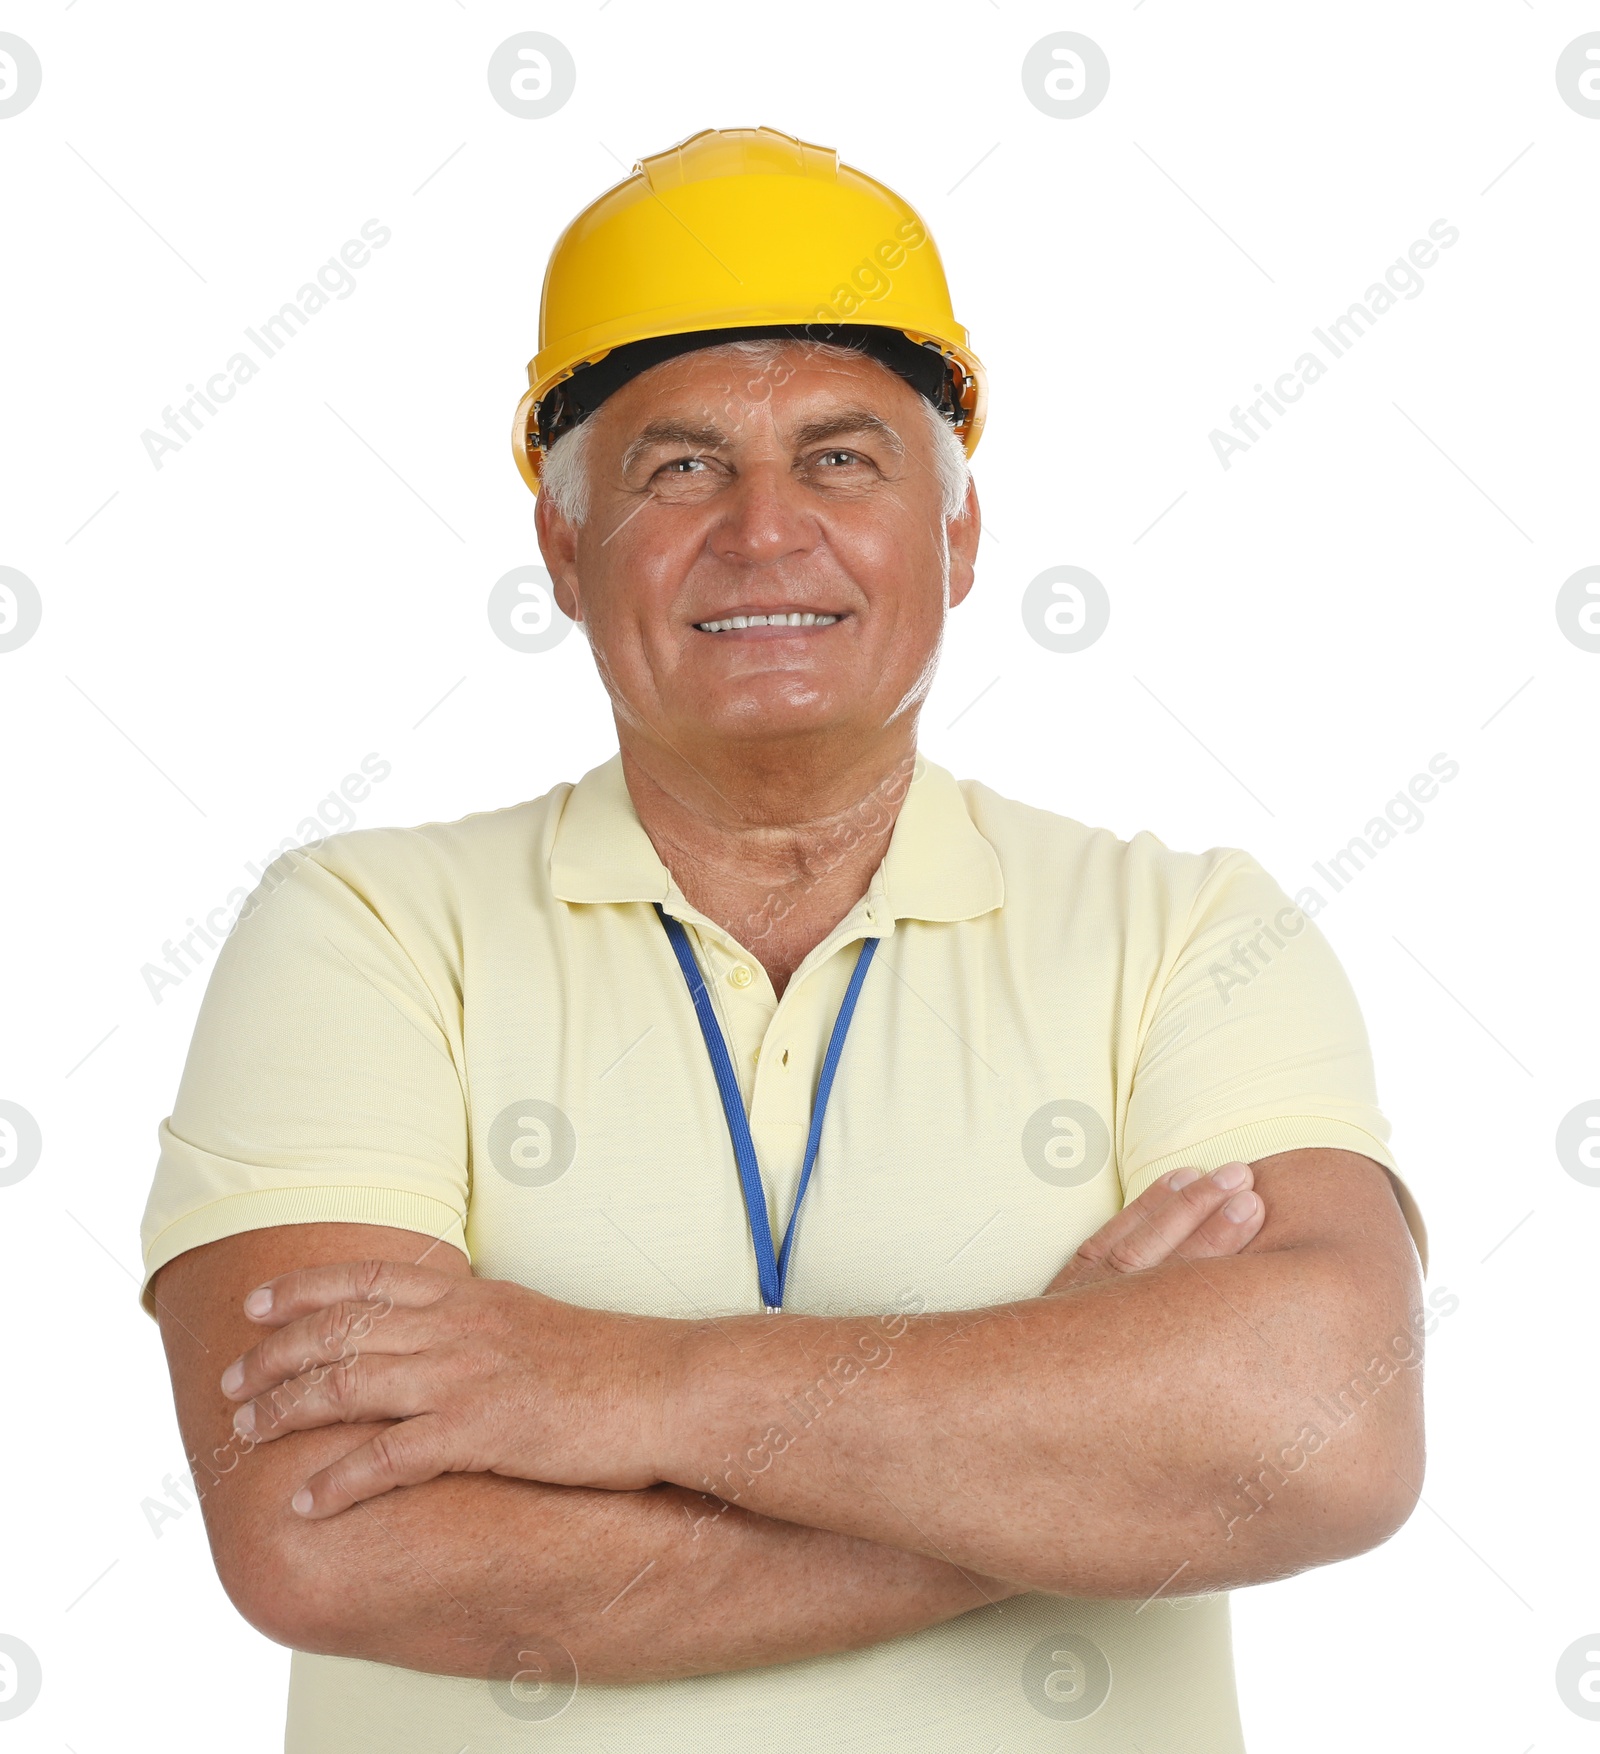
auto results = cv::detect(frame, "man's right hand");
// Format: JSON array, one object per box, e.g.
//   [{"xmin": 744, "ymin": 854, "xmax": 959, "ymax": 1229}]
[{"xmin": 1045, "ymin": 1162, "xmax": 1264, "ymax": 1296}]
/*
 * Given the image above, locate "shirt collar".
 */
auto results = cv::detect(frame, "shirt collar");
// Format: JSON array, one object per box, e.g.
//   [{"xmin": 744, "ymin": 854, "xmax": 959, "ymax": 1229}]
[
  {"xmin": 549, "ymin": 749, "xmax": 1003, "ymax": 925},
  {"xmin": 548, "ymin": 752, "xmax": 671, "ymax": 905}
]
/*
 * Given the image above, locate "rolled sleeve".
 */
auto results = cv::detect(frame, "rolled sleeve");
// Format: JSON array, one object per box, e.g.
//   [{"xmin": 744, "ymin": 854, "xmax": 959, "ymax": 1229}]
[
  {"xmin": 139, "ymin": 844, "xmax": 470, "ymax": 1315},
  {"xmin": 1119, "ymin": 850, "xmax": 1428, "ymax": 1274}
]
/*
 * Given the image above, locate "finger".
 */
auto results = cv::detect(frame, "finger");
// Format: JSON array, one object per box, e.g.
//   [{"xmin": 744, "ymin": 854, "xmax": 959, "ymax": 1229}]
[
  {"xmin": 232, "ymin": 1355, "xmax": 433, "ymax": 1444},
  {"xmin": 289, "ymin": 1415, "xmax": 456, "ymax": 1518},
  {"xmin": 221, "ymin": 1299, "xmax": 433, "ymax": 1402},
  {"xmin": 1169, "ymin": 1185, "xmax": 1266, "ymax": 1260},
  {"xmin": 1054, "ymin": 1162, "xmax": 1251, "ymax": 1285},
  {"xmin": 241, "ymin": 1258, "xmax": 454, "ymax": 1326},
  {"xmin": 1080, "ymin": 1162, "xmax": 1257, "ymax": 1276},
  {"xmin": 1129, "ymin": 1174, "xmax": 1266, "ymax": 1269}
]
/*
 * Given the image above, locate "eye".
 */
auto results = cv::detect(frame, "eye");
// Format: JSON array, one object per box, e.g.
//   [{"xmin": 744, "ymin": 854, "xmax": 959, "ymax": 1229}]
[
  {"xmin": 799, "ymin": 446, "xmax": 883, "ymax": 489},
  {"xmin": 641, "ymin": 451, "xmax": 727, "ymax": 503}
]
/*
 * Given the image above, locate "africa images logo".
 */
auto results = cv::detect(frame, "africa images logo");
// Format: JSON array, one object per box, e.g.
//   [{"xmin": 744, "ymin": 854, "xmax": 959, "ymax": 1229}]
[{"xmin": 1209, "ymin": 221, "xmax": 1460, "ymax": 469}]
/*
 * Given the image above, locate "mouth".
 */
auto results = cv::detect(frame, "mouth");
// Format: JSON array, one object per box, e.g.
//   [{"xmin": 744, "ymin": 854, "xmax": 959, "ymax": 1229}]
[{"xmin": 692, "ymin": 609, "xmax": 844, "ymax": 634}]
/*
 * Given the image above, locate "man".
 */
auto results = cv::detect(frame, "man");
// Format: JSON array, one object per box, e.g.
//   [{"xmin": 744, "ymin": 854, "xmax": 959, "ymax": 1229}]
[{"xmin": 143, "ymin": 127, "xmax": 1429, "ymax": 1751}]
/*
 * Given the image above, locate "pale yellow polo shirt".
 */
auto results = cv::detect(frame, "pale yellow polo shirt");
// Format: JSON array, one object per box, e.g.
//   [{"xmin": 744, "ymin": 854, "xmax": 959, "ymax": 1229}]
[{"xmin": 140, "ymin": 750, "xmax": 1427, "ymax": 1754}]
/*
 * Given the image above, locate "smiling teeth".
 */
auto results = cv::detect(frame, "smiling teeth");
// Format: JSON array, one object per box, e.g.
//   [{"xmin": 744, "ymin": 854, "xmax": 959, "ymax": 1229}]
[{"xmin": 695, "ymin": 612, "xmax": 839, "ymax": 632}]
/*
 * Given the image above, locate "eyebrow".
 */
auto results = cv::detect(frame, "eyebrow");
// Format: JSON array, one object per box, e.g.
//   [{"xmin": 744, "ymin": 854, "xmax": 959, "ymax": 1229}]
[
  {"xmin": 788, "ymin": 409, "xmax": 905, "ymax": 455},
  {"xmin": 617, "ymin": 406, "xmax": 907, "ymax": 474},
  {"xmin": 619, "ymin": 420, "xmax": 730, "ymax": 474}
]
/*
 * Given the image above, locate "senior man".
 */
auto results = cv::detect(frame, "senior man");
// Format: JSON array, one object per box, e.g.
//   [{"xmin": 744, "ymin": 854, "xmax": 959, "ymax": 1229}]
[{"xmin": 143, "ymin": 127, "xmax": 1430, "ymax": 1752}]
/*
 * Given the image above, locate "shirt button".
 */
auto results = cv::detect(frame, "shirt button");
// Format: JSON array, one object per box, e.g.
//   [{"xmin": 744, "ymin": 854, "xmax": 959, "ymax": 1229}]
[{"xmin": 728, "ymin": 964, "xmax": 753, "ymax": 988}]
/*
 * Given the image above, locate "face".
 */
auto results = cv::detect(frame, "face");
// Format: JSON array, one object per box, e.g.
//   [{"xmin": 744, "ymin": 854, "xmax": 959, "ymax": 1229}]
[{"xmin": 535, "ymin": 342, "xmax": 980, "ymax": 770}]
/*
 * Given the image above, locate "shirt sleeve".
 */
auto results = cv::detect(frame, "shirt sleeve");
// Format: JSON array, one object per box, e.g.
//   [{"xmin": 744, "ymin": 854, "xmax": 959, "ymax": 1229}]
[
  {"xmin": 1118, "ymin": 847, "xmax": 1428, "ymax": 1275},
  {"xmin": 138, "ymin": 842, "xmax": 470, "ymax": 1317}
]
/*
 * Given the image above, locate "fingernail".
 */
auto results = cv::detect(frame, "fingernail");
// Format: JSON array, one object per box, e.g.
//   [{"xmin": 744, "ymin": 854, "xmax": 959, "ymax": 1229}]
[
  {"xmin": 1168, "ymin": 1168, "xmax": 1200, "ymax": 1191},
  {"xmin": 291, "ymin": 1488, "xmax": 314, "ymax": 1516},
  {"xmin": 220, "ymin": 1361, "xmax": 244, "ymax": 1397},
  {"xmin": 244, "ymin": 1287, "xmax": 273, "ymax": 1318},
  {"xmin": 1225, "ymin": 1191, "xmax": 1258, "ymax": 1223},
  {"xmin": 232, "ymin": 1403, "xmax": 256, "ymax": 1437},
  {"xmin": 1213, "ymin": 1162, "xmax": 1248, "ymax": 1191}
]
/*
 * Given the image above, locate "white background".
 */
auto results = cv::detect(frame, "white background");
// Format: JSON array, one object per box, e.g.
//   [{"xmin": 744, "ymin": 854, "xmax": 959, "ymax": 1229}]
[{"xmin": 1, "ymin": 2, "xmax": 1596, "ymax": 1748}]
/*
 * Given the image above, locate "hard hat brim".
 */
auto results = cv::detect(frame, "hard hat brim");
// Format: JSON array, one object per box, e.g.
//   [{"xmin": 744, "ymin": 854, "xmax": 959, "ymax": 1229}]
[{"xmin": 514, "ymin": 319, "xmax": 985, "ymax": 493}]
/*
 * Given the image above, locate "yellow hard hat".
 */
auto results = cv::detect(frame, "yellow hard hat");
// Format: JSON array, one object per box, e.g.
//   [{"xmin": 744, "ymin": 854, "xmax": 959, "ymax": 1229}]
[{"xmin": 512, "ymin": 125, "xmax": 986, "ymax": 494}]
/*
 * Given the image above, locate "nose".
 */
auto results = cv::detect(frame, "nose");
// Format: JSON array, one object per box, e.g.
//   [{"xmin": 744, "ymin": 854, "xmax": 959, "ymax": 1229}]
[{"xmin": 707, "ymin": 460, "xmax": 820, "ymax": 569}]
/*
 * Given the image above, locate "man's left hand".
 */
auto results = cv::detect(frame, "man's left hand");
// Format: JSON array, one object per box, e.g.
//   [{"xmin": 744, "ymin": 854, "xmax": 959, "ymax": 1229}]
[{"xmin": 219, "ymin": 1260, "xmax": 676, "ymax": 1517}]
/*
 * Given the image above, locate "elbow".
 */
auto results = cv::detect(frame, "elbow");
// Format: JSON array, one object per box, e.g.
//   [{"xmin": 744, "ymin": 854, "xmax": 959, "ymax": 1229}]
[
  {"xmin": 1281, "ymin": 1462, "xmax": 1421, "ymax": 1579},
  {"xmin": 1260, "ymin": 1273, "xmax": 1429, "ymax": 1570},
  {"xmin": 1339, "ymin": 1432, "xmax": 1425, "ymax": 1557},
  {"xmin": 1288, "ymin": 1419, "xmax": 1428, "ymax": 1573},
  {"xmin": 1328, "ymin": 1361, "xmax": 1428, "ymax": 1562},
  {"xmin": 1200, "ymin": 1405, "xmax": 1426, "ymax": 1585},
  {"xmin": 215, "ymin": 1537, "xmax": 315, "ymax": 1651},
  {"xmin": 212, "ymin": 1524, "xmax": 364, "ymax": 1657}
]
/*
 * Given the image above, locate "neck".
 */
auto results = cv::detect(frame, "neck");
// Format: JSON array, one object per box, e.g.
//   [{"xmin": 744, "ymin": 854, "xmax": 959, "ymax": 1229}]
[{"xmin": 618, "ymin": 725, "xmax": 917, "ymax": 995}]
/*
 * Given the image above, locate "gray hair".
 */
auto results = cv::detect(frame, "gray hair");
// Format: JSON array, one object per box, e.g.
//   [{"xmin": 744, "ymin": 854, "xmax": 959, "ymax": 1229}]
[{"xmin": 538, "ymin": 338, "xmax": 972, "ymax": 526}]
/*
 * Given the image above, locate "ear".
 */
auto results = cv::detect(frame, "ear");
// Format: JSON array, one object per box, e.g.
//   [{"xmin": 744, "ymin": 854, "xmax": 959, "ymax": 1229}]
[
  {"xmin": 534, "ymin": 487, "xmax": 583, "ymax": 623},
  {"xmin": 946, "ymin": 477, "xmax": 981, "ymax": 610}
]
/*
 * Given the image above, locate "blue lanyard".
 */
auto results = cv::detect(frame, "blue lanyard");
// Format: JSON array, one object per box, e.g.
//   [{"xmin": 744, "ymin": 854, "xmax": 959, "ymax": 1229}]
[{"xmin": 654, "ymin": 902, "xmax": 879, "ymax": 1311}]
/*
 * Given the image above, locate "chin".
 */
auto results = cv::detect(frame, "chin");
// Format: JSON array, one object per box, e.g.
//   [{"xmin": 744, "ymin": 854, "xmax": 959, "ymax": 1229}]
[{"xmin": 691, "ymin": 691, "xmax": 855, "ymax": 743}]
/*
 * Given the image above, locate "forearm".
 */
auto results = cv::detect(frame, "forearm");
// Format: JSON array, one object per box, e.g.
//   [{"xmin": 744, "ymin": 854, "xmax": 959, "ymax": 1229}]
[
  {"xmin": 210, "ymin": 1427, "xmax": 1022, "ymax": 1683},
  {"xmin": 154, "ymin": 1227, "xmax": 1021, "ymax": 1688},
  {"xmin": 657, "ymin": 1238, "xmax": 1424, "ymax": 1598}
]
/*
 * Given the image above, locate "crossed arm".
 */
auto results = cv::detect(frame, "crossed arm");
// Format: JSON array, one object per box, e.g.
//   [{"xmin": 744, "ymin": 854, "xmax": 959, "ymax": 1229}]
[{"xmin": 152, "ymin": 1147, "xmax": 1424, "ymax": 1685}]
